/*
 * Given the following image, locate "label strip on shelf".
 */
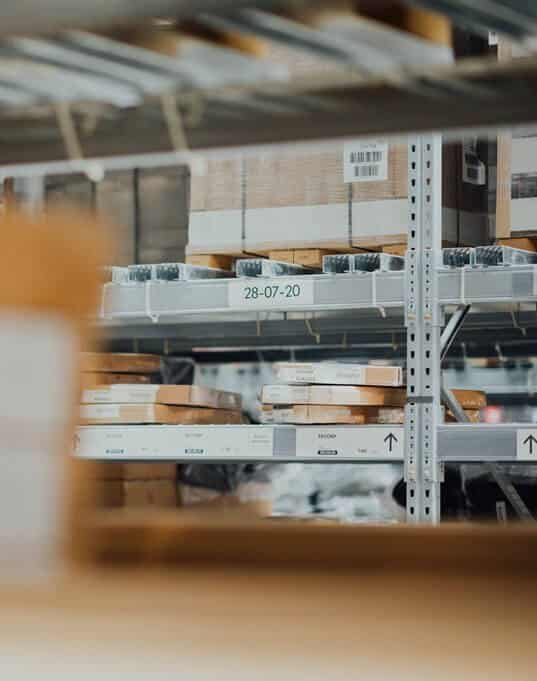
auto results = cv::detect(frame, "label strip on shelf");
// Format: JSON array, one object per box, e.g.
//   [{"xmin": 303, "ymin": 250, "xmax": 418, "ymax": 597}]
[
  {"xmin": 296, "ymin": 426, "xmax": 404, "ymax": 460},
  {"xmin": 516, "ymin": 429, "xmax": 537, "ymax": 461},
  {"xmin": 75, "ymin": 425, "xmax": 404, "ymax": 461}
]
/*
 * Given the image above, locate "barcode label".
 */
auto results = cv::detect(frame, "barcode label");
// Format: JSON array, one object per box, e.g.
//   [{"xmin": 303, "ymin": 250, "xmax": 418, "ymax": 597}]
[
  {"xmin": 344, "ymin": 141, "xmax": 388, "ymax": 183},
  {"xmin": 350, "ymin": 150, "xmax": 382, "ymax": 164},
  {"xmin": 355, "ymin": 165, "xmax": 380, "ymax": 178}
]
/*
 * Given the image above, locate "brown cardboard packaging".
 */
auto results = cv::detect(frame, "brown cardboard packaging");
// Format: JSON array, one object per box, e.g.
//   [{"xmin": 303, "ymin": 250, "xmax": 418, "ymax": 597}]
[
  {"xmin": 81, "ymin": 384, "xmax": 242, "ymax": 410},
  {"xmin": 81, "ymin": 352, "xmax": 161, "ymax": 374},
  {"xmin": 124, "ymin": 480, "xmax": 178, "ymax": 508},
  {"xmin": 262, "ymin": 384, "xmax": 406, "ymax": 407},
  {"xmin": 0, "ymin": 207, "xmax": 108, "ymax": 571},
  {"xmin": 80, "ymin": 404, "xmax": 244, "ymax": 425},
  {"xmin": 263, "ymin": 404, "xmax": 407, "ymax": 425},
  {"xmin": 2, "ymin": 522, "xmax": 537, "ymax": 679},
  {"xmin": 451, "ymin": 389, "xmax": 487, "ymax": 410},
  {"xmin": 97, "ymin": 481, "xmax": 124, "ymax": 509},
  {"xmin": 81, "ymin": 372, "xmax": 152, "ymax": 389},
  {"xmin": 94, "ymin": 463, "xmax": 177, "ymax": 482},
  {"xmin": 274, "ymin": 361, "xmax": 404, "ymax": 386},
  {"xmin": 262, "ymin": 404, "xmax": 368, "ymax": 424},
  {"xmin": 446, "ymin": 409, "xmax": 481, "ymax": 423}
]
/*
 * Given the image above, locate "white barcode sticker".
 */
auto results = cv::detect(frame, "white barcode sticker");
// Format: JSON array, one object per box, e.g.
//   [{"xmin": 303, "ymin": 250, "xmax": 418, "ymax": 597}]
[{"xmin": 344, "ymin": 141, "xmax": 388, "ymax": 183}]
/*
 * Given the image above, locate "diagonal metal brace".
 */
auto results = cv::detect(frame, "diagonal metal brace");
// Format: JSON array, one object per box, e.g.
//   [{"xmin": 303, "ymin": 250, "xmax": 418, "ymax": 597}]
[{"xmin": 440, "ymin": 305, "xmax": 534, "ymax": 521}]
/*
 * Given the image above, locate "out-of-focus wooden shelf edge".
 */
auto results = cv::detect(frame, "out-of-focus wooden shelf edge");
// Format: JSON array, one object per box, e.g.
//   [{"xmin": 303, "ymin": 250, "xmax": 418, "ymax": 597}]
[
  {"xmin": 3, "ymin": 514, "xmax": 537, "ymax": 679},
  {"xmin": 82, "ymin": 509, "xmax": 537, "ymax": 573}
]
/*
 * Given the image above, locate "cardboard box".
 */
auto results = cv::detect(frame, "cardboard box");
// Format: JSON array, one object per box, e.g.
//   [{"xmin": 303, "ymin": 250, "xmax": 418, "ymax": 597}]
[
  {"xmin": 81, "ymin": 372, "xmax": 152, "ymax": 389},
  {"xmin": 274, "ymin": 362, "xmax": 404, "ymax": 386},
  {"xmin": 263, "ymin": 404, "xmax": 367, "ymax": 424},
  {"xmin": 124, "ymin": 480, "xmax": 178, "ymax": 508},
  {"xmin": 262, "ymin": 404, "xmax": 407, "ymax": 425},
  {"xmin": 446, "ymin": 409, "xmax": 481, "ymax": 423},
  {"xmin": 451, "ymin": 389, "xmax": 487, "ymax": 410},
  {"xmin": 80, "ymin": 404, "xmax": 244, "ymax": 425},
  {"xmin": 81, "ymin": 384, "xmax": 242, "ymax": 410},
  {"xmin": 262, "ymin": 384, "xmax": 406, "ymax": 407},
  {"xmin": 94, "ymin": 463, "xmax": 177, "ymax": 482},
  {"xmin": 189, "ymin": 144, "xmax": 410, "ymax": 253},
  {"xmin": 81, "ymin": 352, "xmax": 161, "ymax": 374}
]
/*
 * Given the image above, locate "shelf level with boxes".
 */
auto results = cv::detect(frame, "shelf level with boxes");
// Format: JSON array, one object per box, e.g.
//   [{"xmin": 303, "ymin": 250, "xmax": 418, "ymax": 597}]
[{"xmin": 75, "ymin": 423, "xmax": 537, "ymax": 464}]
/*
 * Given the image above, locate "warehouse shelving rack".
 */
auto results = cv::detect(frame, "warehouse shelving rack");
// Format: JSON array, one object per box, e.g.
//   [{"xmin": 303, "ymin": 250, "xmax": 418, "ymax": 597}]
[
  {"xmin": 77, "ymin": 132, "xmax": 537, "ymax": 522},
  {"xmin": 3, "ymin": 1, "xmax": 537, "ymax": 521}
]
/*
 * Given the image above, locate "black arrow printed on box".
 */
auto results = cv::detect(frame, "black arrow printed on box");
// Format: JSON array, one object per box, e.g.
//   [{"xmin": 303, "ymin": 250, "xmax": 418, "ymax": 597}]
[
  {"xmin": 523, "ymin": 434, "xmax": 537, "ymax": 455},
  {"xmin": 384, "ymin": 432, "xmax": 398, "ymax": 453}
]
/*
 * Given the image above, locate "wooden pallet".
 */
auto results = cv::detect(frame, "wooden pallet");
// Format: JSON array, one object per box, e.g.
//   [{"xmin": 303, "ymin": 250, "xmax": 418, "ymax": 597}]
[
  {"xmin": 266, "ymin": 248, "xmax": 372, "ymax": 269},
  {"xmin": 185, "ymin": 254, "xmax": 237, "ymax": 270},
  {"xmin": 382, "ymin": 244, "xmax": 407, "ymax": 256},
  {"xmin": 186, "ymin": 247, "xmax": 375, "ymax": 271},
  {"xmin": 497, "ymin": 237, "xmax": 537, "ymax": 252}
]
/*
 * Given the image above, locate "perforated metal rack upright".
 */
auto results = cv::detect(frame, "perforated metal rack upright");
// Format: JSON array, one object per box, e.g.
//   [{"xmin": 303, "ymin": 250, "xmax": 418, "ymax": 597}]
[{"xmin": 405, "ymin": 136, "xmax": 443, "ymax": 523}]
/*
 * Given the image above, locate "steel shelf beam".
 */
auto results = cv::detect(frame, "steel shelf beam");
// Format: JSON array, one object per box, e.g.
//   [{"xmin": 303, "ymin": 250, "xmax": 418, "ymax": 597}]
[
  {"xmin": 97, "ymin": 265, "xmax": 537, "ymax": 322},
  {"xmin": 75, "ymin": 423, "xmax": 537, "ymax": 463}
]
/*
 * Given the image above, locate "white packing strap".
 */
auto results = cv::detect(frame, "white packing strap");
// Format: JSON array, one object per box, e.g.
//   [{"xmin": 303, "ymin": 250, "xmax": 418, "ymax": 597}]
[
  {"xmin": 459, "ymin": 266, "xmax": 467, "ymax": 305},
  {"xmin": 161, "ymin": 92, "xmax": 189, "ymax": 152},
  {"xmin": 99, "ymin": 283, "xmax": 108, "ymax": 320},
  {"xmin": 304, "ymin": 318, "xmax": 320, "ymax": 344},
  {"xmin": 371, "ymin": 269, "xmax": 386, "ymax": 318},
  {"xmin": 55, "ymin": 102, "xmax": 83, "ymax": 160},
  {"xmin": 144, "ymin": 280, "xmax": 159, "ymax": 323}
]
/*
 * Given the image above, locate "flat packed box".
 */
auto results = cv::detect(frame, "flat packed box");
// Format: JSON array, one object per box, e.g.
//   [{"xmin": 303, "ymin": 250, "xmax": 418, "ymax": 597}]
[
  {"xmin": 81, "ymin": 372, "xmax": 151, "ymax": 389},
  {"xmin": 274, "ymin": 362, "xmax": 403, "ymax": 386},
  {"xmin": 451, "ymin": 389, "xmax": 486, "ymax": 410},
  {"xmin": 262, "ymin": 404, "xmax": 405, "ymax": 425},
  {"xmin": 80, "ymin": 404, "xmax": 243, "ymax": 425},
  {"xmin": 263, "ymin": 405, "xmax": 481, "ymax": 425},
  {"xmin": 262, "ymin": 384, "xmax": 406, "ymax": 407},
  {"xmin": 81, "ymin": 384, "xmax": 242, "ymax": 410},
  {"xmin": 446, "ymin": 409, "xmax": 481, "ymax": 423},
  {"xmin": 82, "ymin": 352, "xmax": 161, "ymax": 374}
]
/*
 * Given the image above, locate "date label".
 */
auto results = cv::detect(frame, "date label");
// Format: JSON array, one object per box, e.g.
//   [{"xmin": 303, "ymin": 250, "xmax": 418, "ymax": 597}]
[{"xmin": 228, "ymin": 278, "xmax": 314, "ymax": 308}]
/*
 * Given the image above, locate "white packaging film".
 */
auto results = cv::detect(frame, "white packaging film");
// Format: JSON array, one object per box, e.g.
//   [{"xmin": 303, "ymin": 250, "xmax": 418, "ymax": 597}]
[{"xmin": 0, "ymin": 313, "xmax": 76, "ymax": 580}]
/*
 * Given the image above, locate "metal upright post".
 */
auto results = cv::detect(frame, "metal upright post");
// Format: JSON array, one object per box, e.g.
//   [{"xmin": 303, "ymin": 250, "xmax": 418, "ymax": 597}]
[{"xmin": 405, "ymin": 136, "xmax": 443, "ymax": 523}]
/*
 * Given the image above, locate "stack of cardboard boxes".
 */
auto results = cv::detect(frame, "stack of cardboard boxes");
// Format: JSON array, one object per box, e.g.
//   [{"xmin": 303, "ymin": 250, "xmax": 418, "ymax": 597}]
[
  {"xmin": 82, "ymin": 352, "xmax": 244, "ymax": 509},
  {"xmin": 261, "ymin": 362, "xmax": 485, "ymax": 424}
]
